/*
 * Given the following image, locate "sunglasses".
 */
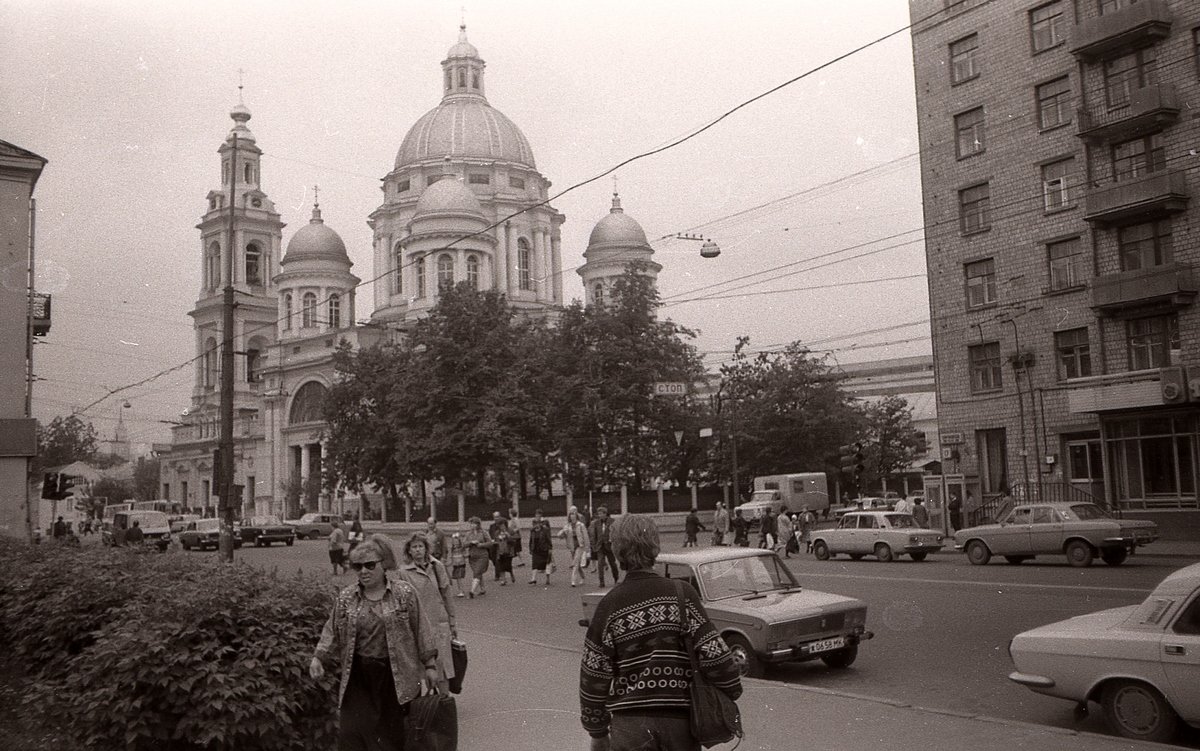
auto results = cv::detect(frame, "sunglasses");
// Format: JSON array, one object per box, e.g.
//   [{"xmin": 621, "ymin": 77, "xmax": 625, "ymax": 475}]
[{"xmin": 351, "ymin": 560, "xmax": 381, "ymax": 571}]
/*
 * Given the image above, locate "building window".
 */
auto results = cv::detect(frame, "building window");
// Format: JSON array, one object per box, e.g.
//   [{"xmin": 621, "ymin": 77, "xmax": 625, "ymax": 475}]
[
  {"xmin": 283, "ymin": 293, "xmax": 293, "ymax": 330},
  {"xmin": 977, "ymin": 428, "xmax": 1009, "ymax": 497},
  {"xmin": 1104, "ymin": 415, "xmax": 1197, "ymax": 509},
  {"xmin": 245, "ymin": 243, "xmax": 262, "ymax": 286},
  {"xmin": 518, "ymin": 238, "xmax": 533, "ymax": 291},
  {"xmin": 301, "ymin": 292, "xmax": 317, "ymax": 328},
  {"xmin": 221, "ymin": 159, "xmax": 229, "ymax": 185},
  {"xmin": 397, "ymin": 179, "xmax": 410, "ymax": 193},
  {"xmin": 466, "ymin": 254, "xmax": 480, "ymax": 290},
  {"xmin": 1048, "ymin": 237, "xmax": 1084, "ymax": 291},
  {"xmin": 244, "ymin": 163, "xmax": 255, "ymax": 184},
  {"xmin": 1113, "ymin": 133, "xmax": 1164, "ymax": 182},
  {"xmin": 444, "ymin": 70, "xmax": 451, "ymax": 92},
  {"xmin": 1104, "ymin": 47, "xmax": 1157, "ymax": 109},
  {"xmin": 328, "ymin": 294, "xmax": 341, "ymax": 329},
  {"xmin": 509, "ymin": 176, "xmax": 526, "ymax": 190},
  {"xmin": 1127, "ymin": 314, "xmax": 1179, "ymax": 370},
  {"xmin": 416, "ymin": 255, "xmax": 426, "ymax": 298},
  {"xmin": 203, "ymin": 336, "xmax": 218, "ymax": 389},
  {"xmin": 1042, "ymin": 158, "xmax": 1075, "ymax": 211},
  {"xmin": 472, "ymin": 71, "xmax": 480, "ymax": 89},
  {"xmin": 1055, "ymin": 328, "xmax": 1092, "ymax": 379},
  {"xmin": 437, "ymin": 254, "xmax": 454, "ymax": 291},
  {"xmin": 955, "ymin": 107, "xmax": 985, "ymax": 158},
  {"xmin": 969, "ymin": 342, "xmax": 1002, "ymax": 393},
  {"xmin": 206, "ymin": 242, "xmax": 221, "ymax": 290},
  {"xmin": 1118, "ymin": 220, "xmax": 1172, "ymax": 271},
  {"xmin": 1099, "ymin": 0, "xmax": 1138, "ymax": 13},
  {"xmin": 393, "ymin": 243, "xmax": 404, "ymax": 295},
  {"xmin": 594, "ymin": 283, "xmax": 605, "ymax": 307},
  {"xmin": 468, "ymin": 173, "xmax": 490, "ymax": 185},
  {"xmin": 959, "ymin": 183, "xmax": 991, "ymax": 234},
  {"xmin": 1030, "ymin": 2, "xmax": 1065, "ymax": 53},
  {"xmin": 427, "ymin": 175, "xmax": 444, "ymax": 186},
  {"xmin": 458, "ymin": 68, "xmax": 466, "ymax": 88},
  {"xmin": 246, "ymin": 348, "xmax": 261, "ymax": 383},
  {"xmin": 965, "ymin": 258, "xmax": 996, "ymax": 308},
  {"xmin": 1036, "ymin": 77, "xmax": 1072, "ymax": 130},
  {"xmin": 949, "ymin": 34, "xmax": 979, "ymax": 84}
]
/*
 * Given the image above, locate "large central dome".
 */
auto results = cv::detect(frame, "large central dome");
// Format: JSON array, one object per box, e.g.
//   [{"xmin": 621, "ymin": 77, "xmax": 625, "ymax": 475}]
[{"xmin": 394, "ymin": 26, "xmax": 536, "ymax": 170}]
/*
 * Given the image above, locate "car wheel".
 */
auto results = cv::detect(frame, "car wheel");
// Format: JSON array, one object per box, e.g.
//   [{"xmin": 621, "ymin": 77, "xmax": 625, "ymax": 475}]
[
  {"xmin": 812, "ymin": 541, "xmax": 831, "ymax": 561},
  {"xmin": 1004, "ymin": 556, "xmax": 1029, "ymax": 565},
  {"xmin": 965, "ymin": 540, "xmax": 991, "ymax": 566},
  {"xmin": 725, "ymin": 635, "xmax": 763, "ymax": 679},
  {"xmin": 1102, "ymin": 680, "xmax": 1180, "ymax": 743},
  {"xmin": 286, "ymin": 538, "xmax": 294, "ymax": 546},
  {"xmin": 909, "ymin": 552, "xmax": 927, "ymax": 562},
  {"xmin": 1101, "ymin": 548, "xmax": 1128, "ymax": 566},
  {"xmin": 874, "ymin": 543, "xmax": 893, "ymax": 563},
  {"xmin": 1065, "ymin": 539, "xmax": 1094, "ymax": 568},
  {"xmin": 181, "ymin": 539, "xmax": 191, "ymax": 551},
  {"xmin": 256, "ymin": 537, "xmax": 265, "ymax": 547},
  {"xmin": 820, "ymin": 644, "xmax": 858, "ymax": 669}
]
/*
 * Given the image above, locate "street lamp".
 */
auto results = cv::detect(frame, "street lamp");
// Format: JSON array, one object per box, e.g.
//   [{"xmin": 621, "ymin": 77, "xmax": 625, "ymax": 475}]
[{"xmin": 667, "ymin": 233, "xmax": 721, "ymax": 258}]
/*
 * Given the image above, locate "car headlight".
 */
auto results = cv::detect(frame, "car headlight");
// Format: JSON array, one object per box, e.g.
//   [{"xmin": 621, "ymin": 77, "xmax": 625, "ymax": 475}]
[
  {"xmin": 845, "ymin": 609, "xmax": 867, "ymax": 630},
  {"xmin": 909, "ymin": 535, "xmax": 920, "ymax": 544}
]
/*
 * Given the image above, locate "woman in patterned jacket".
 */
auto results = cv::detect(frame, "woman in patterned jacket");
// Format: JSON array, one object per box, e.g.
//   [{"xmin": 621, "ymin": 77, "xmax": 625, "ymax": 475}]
[{"xmin": 310, "ymin": 534, "xmax": 440, "ymax": 751}]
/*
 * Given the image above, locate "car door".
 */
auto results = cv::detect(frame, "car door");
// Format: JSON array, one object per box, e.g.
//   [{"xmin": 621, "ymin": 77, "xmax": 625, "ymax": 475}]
[
  {"xmin": 1161, "ymin": 592, "xmax": 1200, "ymax": 723},
  {"xmin": 1026, "ymin": 506, "xmax": 1064, "ymax": 554},
  {"xmin": 857, "ymin": 515, "xmax": 882, "ymax": 554},
  {"xmin": 990, "ymin": 507, "xmax": 1033, "ymax": 555},
  {"xmin": 828, "ymin": 515, "xmax": 854, "ymax": 554}
]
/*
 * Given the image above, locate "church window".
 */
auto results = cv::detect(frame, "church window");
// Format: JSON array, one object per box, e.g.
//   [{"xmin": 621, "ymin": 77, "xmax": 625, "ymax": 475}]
[
  {"xmin": 244, "ymin": 163, "xmax": 255, "ymax": 184},
  {"xmin": 221, "ymin": 159, "xmax": 229, "ymax": 185},
  {"xmin": 458, "ymin": 67, "xmax": 466, "ymax": 88},
  {"xmin": 471, "ymin": 71, "xmax": 479, "ymax": 89},
  {"xmin": 397, "ymin": 179, "xmax": 410, "ymax": 193},
  {"xmin": 445, "ymin": 70, "xmax": 451, "ymax": 92},
  {"xmin": 466, "ymin": 255, "xmax": 480, "ymax": 290},
  {"xmin": 594, "ymin": 283, "xmax": 605, "ymax": 307},
  {"xmin": 518, "ymin": 238, "xmax": 533, "ymax": 291},
  {"xmin": 437, "ymin": 254, "xmax": 454, "ymax": 291},
  {"xmin": 203, "ymin": 337, "xmax": 218, "ymax": 389},
  {"xmin": 509, "ymin": 176, "xmax": 526, "ymax": 189},
  {"xmin": 468, "ymin": 173, "xmax": 490, "ymax": 185},
  {"xmin": 245, "ymin": 244, "xmax": 262, "ymax": 286},
  {"xmin": 283, "ymin": 293, "xmax": 293, "ymax": 330},
  {"xmin": 302, "ymin": 292, "xmax": 318, "ymax": 328},
  {"xmin": 393, "ymin": 243, "xmax": 404, "ymax": 295},
  {"xmin": 289, "ymin": 381, "xmax": 329, "ymax": 425},
  {"xmin": 245, "ymin": 348, "xmax": 261, "ymax": 383},
  {"xmin": 416, "ymin": 256, "xmax": 426, "ymax": 298},
  {"xmin": 206, "ymin": 242, "xmax": 221, "ymax": 290},
  {"xmin": 328, "ymin": 294, "xmax": 341, "ymax": 329}
]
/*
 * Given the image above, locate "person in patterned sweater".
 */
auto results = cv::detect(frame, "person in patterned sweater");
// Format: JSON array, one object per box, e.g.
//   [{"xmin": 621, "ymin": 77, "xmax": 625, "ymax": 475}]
[{"xmin": 579, "ymin": 514, "xmax": 742, "ymax": 751}]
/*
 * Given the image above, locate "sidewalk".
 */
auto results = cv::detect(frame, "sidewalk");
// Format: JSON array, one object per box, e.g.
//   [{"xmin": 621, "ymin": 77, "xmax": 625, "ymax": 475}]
[{"xmin": 454, "ymin": 629, "xmax": 1183, "ymax": 751}]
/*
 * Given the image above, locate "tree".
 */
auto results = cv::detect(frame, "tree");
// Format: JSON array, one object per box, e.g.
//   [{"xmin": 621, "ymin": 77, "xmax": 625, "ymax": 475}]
[
  {"xmin": 859, "ymin": 395, "xmax": 924, "ymax": 491},
  {"xmin": 33, "ymin": 415, "xmax": 99, "ymax": 475},
  {"xmin": 88, "ymin": 476, "xmax": 132, "ymax": 515},
  {"xmin": 133, "ymin": 457, "xmax": 161, "ymax": 501}
]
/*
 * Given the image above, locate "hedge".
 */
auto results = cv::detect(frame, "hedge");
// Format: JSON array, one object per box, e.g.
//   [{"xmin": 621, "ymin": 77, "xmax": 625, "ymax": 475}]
[{"xmin": 0, "ymin": 538, "xmax": 339, "ymax": 750}]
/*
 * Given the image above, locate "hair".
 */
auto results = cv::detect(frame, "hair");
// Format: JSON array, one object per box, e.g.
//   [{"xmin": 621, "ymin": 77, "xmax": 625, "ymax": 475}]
[
  {"xmin": 351, "ymin": 533, "xmax": 399, "ymax": 571},
  {"xmin": 403, "ymin": 532, "xmax": 431, "ymax": 563},
  {"xmin": 427, "ymin": 517, "xmax": 437, "ymax": 525},
  {"xmin": 596, "ymin": 505, "xmax": 608, "ymax": 515},
  {"xmin": 534, "ymin": 508, "xmax": 543, "ymax": 516},
  {"xmin": 567, "ymin": 505, "xmax": 579, "ymax": 520},
  {"xmin": 611, "ymin": 514, "xmax": 660, "ymax": 572},
  {"xmin": 468, "ymin": 516, "xmax": 482, "ymax": 528}
]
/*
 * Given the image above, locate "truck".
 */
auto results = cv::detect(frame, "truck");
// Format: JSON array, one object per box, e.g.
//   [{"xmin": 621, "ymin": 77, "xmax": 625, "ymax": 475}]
[{"xmin": 742, "ymin": 473, "xmax": 830, "ymax": 517}]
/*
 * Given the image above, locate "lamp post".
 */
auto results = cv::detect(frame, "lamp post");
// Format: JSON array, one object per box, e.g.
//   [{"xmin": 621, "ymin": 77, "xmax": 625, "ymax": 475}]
[{"xmin": 666, "ymin": 233, "xmax": 721, "ymax": 258}]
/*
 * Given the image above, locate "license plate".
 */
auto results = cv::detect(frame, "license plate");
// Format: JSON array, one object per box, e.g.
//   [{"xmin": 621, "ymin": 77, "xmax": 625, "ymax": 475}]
[{"xmin": 803, "ymin": 636, "xmax": 846, "ymax": 655}]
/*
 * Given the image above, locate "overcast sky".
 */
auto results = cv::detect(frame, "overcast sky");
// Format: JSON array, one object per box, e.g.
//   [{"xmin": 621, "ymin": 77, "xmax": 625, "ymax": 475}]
[{"xmin": 2, "ymin": 0, "xmax": 925, "ymax": 447}]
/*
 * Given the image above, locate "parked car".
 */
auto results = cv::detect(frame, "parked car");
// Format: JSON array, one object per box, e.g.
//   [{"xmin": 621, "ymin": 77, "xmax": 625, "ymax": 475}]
[
  {"xmin": 102, "ymin": 510, "xmax": 172, "ymax": 552},
  {"xmin": 579, "ymin": 547, "xmax": 873, "ymax": 678},
  {"xmin": 1008, "ymin": 561, "xmax": 1200, "ymax": 743},
  {"xmin": 238, "ymin": 516, "xmax": 296, "ymax": 547},
  {"xmin": 832, "ymin": 497, "xmax": 893, "ymax": 518},
  {"xmin": 169, "ymin": 513, "xmax": 201, "ymax": 534},
  {"xmin": 954, "ymin": 502, "xmax": 1158, "ymax": 567},
  {"xmin": 811, "ymin": 511, "xmax": 945, "ymax": 562},
  {"xmin": 285, "ymin": 512, "xmax": 340, "ymax": 540},
  {"xmin": 179, "ymin": 518, "xmax": 243, "ymax": 551}
]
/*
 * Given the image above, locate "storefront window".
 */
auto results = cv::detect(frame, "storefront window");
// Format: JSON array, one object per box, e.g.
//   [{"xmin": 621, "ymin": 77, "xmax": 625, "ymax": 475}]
[{"xmin": 1104, "ymin": 415, "xmax": 1197, "ymax": 509}]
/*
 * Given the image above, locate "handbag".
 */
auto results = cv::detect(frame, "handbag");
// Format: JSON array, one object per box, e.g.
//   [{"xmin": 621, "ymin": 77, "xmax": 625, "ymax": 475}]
[
  {"xmin": 449, "ymin": 638, "xmax": 468, "ymax": 694},
  {"xmin": 674, "ymin": 581, "xmax": 743, "ymax": 749},
  {"xmin": 404, "ymin": 691, "xmax": 458, "ymax": 751}
]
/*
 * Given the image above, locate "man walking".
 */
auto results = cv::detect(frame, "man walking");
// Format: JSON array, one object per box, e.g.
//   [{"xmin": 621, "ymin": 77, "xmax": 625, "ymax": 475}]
[
  {"xmin": 732, "ymin": 508, "xmax": 749, "ymax": 547},
  {"xmin": 712, "ymin": 501, "xmax": 729, "ymax": 546},
  {"xmin": 911, "ymin": 497, "xmax": 930, "ymax": 528},
  {"xmin": 327, "ymin": 518, "xmax": 348, "ymax": 575},
  {"xmin": 588, "ymin": 506, "xmax": 619, "ymax": 587},
  {"xmin": 424, "ymin": 516, "xmax": 449, "ymax": 561}
]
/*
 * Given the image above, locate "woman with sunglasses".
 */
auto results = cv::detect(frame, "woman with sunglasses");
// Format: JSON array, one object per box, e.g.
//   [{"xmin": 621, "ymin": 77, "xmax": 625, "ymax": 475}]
[{"xmin": 311, "ymin": 534, "xmax": 440, "ymax": 750}]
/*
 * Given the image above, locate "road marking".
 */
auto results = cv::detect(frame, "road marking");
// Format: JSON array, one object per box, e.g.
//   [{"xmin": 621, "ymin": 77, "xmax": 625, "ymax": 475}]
[{"xmin": 799, "ymin": 572, "xmax": 1152, "ymax": 594}]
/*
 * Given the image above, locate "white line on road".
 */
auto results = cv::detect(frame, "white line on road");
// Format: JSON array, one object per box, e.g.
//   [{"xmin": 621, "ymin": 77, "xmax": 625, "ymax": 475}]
[{"xmin": 799, "ymin": 572, "xmax": 1152, "ymax": 594}]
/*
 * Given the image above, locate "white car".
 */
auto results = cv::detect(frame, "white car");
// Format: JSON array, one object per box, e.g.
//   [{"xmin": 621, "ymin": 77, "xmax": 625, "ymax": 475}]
[
  {"xmin": 1008, "ymin": 561, "xmax": 1200, "ymax": 743},
  {"xmin": 811, "ymin": 511, "xmax": 944, "ymax": 562}
]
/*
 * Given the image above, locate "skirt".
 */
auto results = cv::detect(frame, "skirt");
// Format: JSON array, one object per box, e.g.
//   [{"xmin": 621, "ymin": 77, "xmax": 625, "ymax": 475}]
[
  {"xmin": 338, "ymin": 655, "xmax": 409, "ymax": 751},
  {"xmin": 451, "ymin": 564, "xmax": 466, "ymax": 580},
  {"xmin": 531, "ymin": 550, "xmax": 551, "ymax": 571},
  {"xmin": 469, "ymin": 554, "xmax": 490, "ymax": 578}
]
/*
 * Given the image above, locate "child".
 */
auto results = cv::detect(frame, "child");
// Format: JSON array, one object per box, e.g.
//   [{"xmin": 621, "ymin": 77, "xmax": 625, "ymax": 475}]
[{"xmin": 448, "ymin": 532, "xmax": 468, "ymax": 598}]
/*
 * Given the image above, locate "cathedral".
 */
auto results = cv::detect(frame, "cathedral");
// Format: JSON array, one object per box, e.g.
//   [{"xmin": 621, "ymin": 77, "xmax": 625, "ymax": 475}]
[{"xmin": 160, "ymin": 27, "xmax": 662, "ymax": 519}]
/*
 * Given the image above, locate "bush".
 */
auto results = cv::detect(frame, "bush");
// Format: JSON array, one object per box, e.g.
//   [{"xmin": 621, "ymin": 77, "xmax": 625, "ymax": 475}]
[{"xmin": 0, "ymin": 539, "xmax": 339, "ymax": 750}]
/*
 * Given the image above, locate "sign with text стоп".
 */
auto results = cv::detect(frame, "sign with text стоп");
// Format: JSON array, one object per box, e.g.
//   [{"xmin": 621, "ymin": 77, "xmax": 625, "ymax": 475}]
[{"xmin": 653, "ymin": 382, "xmax": 687, "ymax": 396}]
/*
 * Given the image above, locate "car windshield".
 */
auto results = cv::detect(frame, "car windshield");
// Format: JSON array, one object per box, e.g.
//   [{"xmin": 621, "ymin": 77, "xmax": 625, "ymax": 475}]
[
  {"xmin": 298, "ymin": 514, "xmax": 319, "ymax": 522},
  {"xmin": 884, "ymin": 514, "xmax": 918, "ymax": 528},
  {"xmin": 197, "ymin": 520, "xmax": 220, "ymax": 532},
  {"xmin": 130, "ymin": 512, "xmax": 168, "ymax": 528},
  {"xmin": 1068, "ymin": 503, "xmax": 1109, "ymax": 521},
  {"xmin": 251, "ymin": 516, "xmax": 283, "ymax": 526},
  {"xmin": 698, "ymin": 554, "xmax": 798, "ymax": 600}
]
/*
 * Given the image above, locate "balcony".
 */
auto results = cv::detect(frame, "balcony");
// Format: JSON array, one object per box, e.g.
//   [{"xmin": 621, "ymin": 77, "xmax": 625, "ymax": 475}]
[
  {"xmin": 1083, "ymin": 170, "xmax": 1188, "ymax": 225},
  {"xmin": 1091, "ymin": 262, "xmax": 1197, "ymax": 316},
  {"xmin": 1076, "ymin": 84, "xmax": 1179, "ymax": 143},
  {"xmin": 1070, "ymin": 0, "xmax": 1172, "ymax": 61}
]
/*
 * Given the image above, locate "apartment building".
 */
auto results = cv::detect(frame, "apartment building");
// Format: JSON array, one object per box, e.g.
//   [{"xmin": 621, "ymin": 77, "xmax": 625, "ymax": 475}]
[{"xmin": 910, "ymin": 0, "xmax": 1200, "ymax": 521}]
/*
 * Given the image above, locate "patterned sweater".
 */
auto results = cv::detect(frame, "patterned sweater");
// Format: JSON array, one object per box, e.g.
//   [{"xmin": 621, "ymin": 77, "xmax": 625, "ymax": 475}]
[{"xmin": 579, "ymin": 571, "xmax": 743, "ymax": 738}]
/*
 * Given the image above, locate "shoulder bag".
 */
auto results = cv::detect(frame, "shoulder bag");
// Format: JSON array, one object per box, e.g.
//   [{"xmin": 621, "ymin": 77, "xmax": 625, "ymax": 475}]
[
  {"xmin": 404, "ymin": 689, "xmax": 458, "ymax": 751},
  {"xmin": 674, "ymin": 581, "xmax": 743, "ymax": 749}
]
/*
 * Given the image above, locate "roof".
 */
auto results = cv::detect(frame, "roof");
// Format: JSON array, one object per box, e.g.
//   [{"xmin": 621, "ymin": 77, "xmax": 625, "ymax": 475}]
[
  {"xmin": 395, "ymin": 98, "xmax": 535, "ymax": 170},
  {"xmin": 1153, "ymin": 562, "xmax": 1200, "ymax": 597},
  {"xmin": 658, "ymin": 547, "xmax": 775, "ymax": 566}
]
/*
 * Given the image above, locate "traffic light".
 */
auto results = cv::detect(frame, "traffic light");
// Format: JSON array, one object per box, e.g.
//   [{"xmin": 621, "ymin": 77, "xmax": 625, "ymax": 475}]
[
  {"xmin": 58, "ymin": 474, "xmax": 75, "ymax": 498},
  {"xmin": 839, "ymin": 445, "xmax": 857, "ymax": 475},
  {"xmin": 853, "ymin": 443, "xmax": 865, "ymax": 479},
  {"xmin": 41, "ymin": 473, "xmax": 59, "ymax": 500}
]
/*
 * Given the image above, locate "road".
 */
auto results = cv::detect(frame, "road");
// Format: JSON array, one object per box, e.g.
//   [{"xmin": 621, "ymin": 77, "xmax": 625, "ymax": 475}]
[{"xmin": 221, "ymin": 534, "xmax": 1200, "ymax": 747}]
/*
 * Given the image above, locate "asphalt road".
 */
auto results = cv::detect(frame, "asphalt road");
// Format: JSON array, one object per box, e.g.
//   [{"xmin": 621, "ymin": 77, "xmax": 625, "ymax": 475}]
[{"xmin": 220, "ymin": 534, "xmax": 1200, "ymax": 747}]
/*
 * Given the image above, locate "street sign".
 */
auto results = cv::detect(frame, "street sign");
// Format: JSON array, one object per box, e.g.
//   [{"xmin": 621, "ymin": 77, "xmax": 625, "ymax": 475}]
[
  {"xmin": 654, "ymin": 382, "xmax": 687, "ymax": 396},
  {"xmin": 674, "ymin": 430, "xmax": 684, "ymax": 446},
  {"xmin": 698, "ymin": 427, "xmax": 713, "ymax": 438}
]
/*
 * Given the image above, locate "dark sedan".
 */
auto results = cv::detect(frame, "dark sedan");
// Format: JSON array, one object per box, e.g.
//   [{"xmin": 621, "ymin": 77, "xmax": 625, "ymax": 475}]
[
  {"xmin": 238, "ymin": 516, "xmax": 296, "ymax": 547},
  {"xmin": 179, "ymin": 518, "xmax": 243, "ymax": 551}
]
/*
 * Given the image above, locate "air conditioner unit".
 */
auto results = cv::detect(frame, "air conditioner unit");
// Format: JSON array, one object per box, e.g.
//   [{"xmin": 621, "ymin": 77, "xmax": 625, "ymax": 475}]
[{"xmin": 1161, "ymin": 366, "xmax": 1188, "ymax": 404}]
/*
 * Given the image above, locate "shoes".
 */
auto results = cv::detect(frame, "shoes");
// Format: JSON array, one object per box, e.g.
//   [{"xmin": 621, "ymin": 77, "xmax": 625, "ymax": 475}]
[
  {"xmin": 529, "ymin": 580, "xmax": 537, "ymax": 585},
  {"xmin": 479, "ymin": 590, "xmax": 486, "ymax": 596},
  {"xmin": 500, "ymin": 580, "xmax": 507, "ymax": 586},
  {"xmin": 469, "ymin": 592, "xmax": 474, "ymax": 599},
  {"xmin": 456, "ymin": 593, "xmax": 465, "ymax": 598},
  {"xmin": 570, "ymin": 583, "xmax": 576, "ymax": 587}
]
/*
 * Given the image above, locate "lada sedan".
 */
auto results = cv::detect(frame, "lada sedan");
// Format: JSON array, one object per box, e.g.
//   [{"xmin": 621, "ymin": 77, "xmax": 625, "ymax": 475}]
[
  {"xmin": 811, "ymin": 511, "xmax": 945, "ymax": 562},
  {"xmin": 285, "ymin": 512, "xmax": 341, "ymax": 540},
  {"xmin": 579, "ymin": 548, "xmax": 872, "ymax": 678},
  {"xmin": 1008, "ymin": 561, "xmax": 1200, "ymax": 743},
  {"xmin": 238, "ymin": 516, "xmax": 296, "ymax": 547},
  {"xmin": 954, "ymin": 502, "xmax": 1158, "ymax": 567},
  {"xmin": 179, "ymin": 518, "xmax": 242, "ymax": 551}
]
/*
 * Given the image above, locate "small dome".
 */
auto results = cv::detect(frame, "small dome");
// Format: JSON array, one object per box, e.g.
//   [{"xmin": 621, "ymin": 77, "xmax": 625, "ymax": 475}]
[
  {"xmin": 588, "ymin": 193, "xmax": 649, "ymax": 247},
  {"xmin": 446, "ymin": 24, "xmax": 479, "ymax": 59},
  {"xmin": 227, "ymin": 101, "xmax": 255, "ymax": 143},
  {"xmin": 283, "ymin": 204, "xmax": 349, "ymax": 263},
  {"xmin": 413, "ymin": 177, "xmax": 485, "ymax": 219}
]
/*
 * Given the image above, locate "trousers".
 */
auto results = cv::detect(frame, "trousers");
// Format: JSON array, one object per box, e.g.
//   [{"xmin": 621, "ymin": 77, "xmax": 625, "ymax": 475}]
[{"xmin": 609, "ymin": 711, "xmax": 699, "ymax": 751}]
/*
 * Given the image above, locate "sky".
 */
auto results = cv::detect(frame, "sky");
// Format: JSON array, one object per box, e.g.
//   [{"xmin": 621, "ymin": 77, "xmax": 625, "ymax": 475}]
[{"xmin": 1, "ymin": 0, "xmax": 927, "ymax": 448}]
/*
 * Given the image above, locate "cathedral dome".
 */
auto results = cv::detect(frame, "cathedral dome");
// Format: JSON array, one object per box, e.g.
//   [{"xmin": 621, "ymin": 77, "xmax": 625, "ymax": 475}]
[
  {"xmin": 283, "ymin": 204, "xmax": 349, "ymax": 264},
  {"xmin": 413, "ymin": 177, "xmax": 485, "ymax": 219},
  {"xmin": 395, "ymin": 100, "xmax": 536, "ymax": 170},
  {"xmin": 588, "ymin": 193, "xmax": 649, "ymax": 248}
]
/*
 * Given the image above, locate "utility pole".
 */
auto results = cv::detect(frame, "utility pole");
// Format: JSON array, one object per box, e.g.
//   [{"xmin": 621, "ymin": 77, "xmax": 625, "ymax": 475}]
[{"xmin": 218, "ymin": 134, "xmax": 238, "ymax": 562}]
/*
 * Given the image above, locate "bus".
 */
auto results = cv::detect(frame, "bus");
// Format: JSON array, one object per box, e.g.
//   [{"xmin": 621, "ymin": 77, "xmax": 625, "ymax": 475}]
[{"xmin": 131, "ymin": 500, "xmax": 184, "ymax": 517}]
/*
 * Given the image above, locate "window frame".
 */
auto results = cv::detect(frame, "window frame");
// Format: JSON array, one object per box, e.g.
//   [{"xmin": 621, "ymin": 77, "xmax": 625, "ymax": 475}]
[
  {"xmin": 969, "ymin": 341, "xmax": 1003, "ymax": 393},
  {"xmin": 964, "ymin": 258, "xmax": 997, "ymax": 309},
  {"xmin": 517, "ymin": 238, "xmax": 533, "ymax": 291},
  {"xmin": 949, "ymin": 34, "xmax": 980, "ymax": 85},
  {"xmin": 959, "ymin": 182, "xmax": 992, "ymax": 235},
  {"xmin": 1030, "ymin": 1, "xmax": 1066, "ymax": 54},
  {"xmin": 393, "ymin": 243, "xmax": 404, "ymax": 295},
  {"xmin": 466, "ymin": 254, "xmax": 480, "ymax": 290},
  {"xmin": 301, "ymin": 291, "xmax": 318, "ymax": 328},
  {"xmin": 1047, "ymin": 236, "xmax": 1085, "ymax": 292},
  {"xmin": 954, "ymin": 107, "xmax": 986, "ymax": 159},
  {"xmin": 1118, "ymin": 219, "xmax": 1172, "ymax": 271},
  {"xmin": 244, "ymin": 243, "xmax": 263, "ymax": 286},
  {"xmin": 436, "ymin": 253, "xmax": 454, "ymax": 292},
  {"xmin": 1127, "ymin": 314, "xmax": 1180, "ymax": 371},
  {"xmin": 328, "ymin": 293, "xmax": 341, "ymax": 330},
  {"xmin": 1035, "ymin": 76, "xmax": 1072, "ymax": 131},
  {"xmin": 415, "ymin": 255, "xmax": 426, "ymax": 298},
  {"xmin": 1041, "ymin": 157, "xmax": 1075, "ymax": 212},
  {"xmin": 1055, "ymin": 327, "xmax": 1092, "ymax": 380},
  {"xmin": 1112, "ymin": 132, "xmax": 1164, "ymax": 182},
  {"xmin": 283, "ymin": 293, "xmax": 293, "ymax": 330},
  {"xmin": 1103, "ymin": 47, "xmax": 1157, "ymax": 110}
]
